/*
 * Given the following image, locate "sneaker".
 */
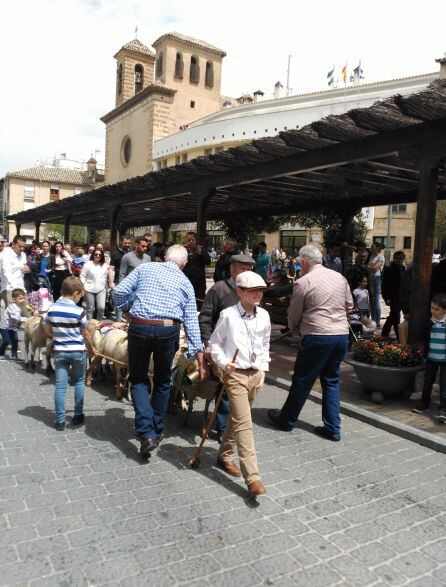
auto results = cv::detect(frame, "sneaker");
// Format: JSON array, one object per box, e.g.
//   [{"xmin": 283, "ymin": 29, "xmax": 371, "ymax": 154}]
[
  {"xmin": 71, "ymin": 414, "xmax": 85, "ymax": 426},
  {"xmin": 314, "ymin": 426, "xmax": 341, "ymax": 442},
  {"xmin": 0, "ymin": 356, "xmax": 6, "ymax": 362},
  {"xmin": 436, "ymin": 409, "xmax": 446, "ymax": 423},
  {"xmin": 412, "ymin": 403, "xmax": 430, "ymax": 414},
  {"xmin": 55, "ymin": 421, "xmax": 65, "ymax": 431}
]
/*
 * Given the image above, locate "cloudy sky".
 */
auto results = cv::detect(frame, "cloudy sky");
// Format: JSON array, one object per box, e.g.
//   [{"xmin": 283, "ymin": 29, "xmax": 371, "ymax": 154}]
[{"xmin": 1, "ymin": 0, "xmax": 445, "ymax": 177}]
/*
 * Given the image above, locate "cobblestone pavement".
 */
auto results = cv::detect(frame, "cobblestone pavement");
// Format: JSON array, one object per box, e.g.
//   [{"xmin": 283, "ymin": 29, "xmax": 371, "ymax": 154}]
[{"xmin": 1, "ymin": 358, "xmax": 446, "ymax": 586}]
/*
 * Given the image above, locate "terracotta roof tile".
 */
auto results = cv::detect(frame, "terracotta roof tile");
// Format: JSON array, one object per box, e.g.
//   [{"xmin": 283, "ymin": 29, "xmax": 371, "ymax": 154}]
[
  {"xmin": 119, "ymin": 38, "xmax": 155, "ymax": 57},
  {"xmin": 6, "ymin": 166, "xmax": 96, "ymax": 185},
  {"xmin": 152, "ymin": 32, "xmax": 226, "ymax": 57}
]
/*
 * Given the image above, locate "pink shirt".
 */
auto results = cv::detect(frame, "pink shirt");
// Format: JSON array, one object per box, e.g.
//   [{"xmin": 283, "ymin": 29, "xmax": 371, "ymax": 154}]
[{"xmin": 288, "ymin": 264, "xmax": 354, "ymax": 337}]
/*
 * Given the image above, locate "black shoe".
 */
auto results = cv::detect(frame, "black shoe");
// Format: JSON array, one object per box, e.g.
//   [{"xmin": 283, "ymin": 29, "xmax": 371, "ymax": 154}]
[
  {"xmin": 267, "ymin": 409, "xmax": 292, "ymax": 431},
  {"xmin": 412, "ymin": 403, "xmax": 430, "ymax": 414},
  {"xmin": 55, "ymin": 421, "xmax": 65, "ymax": 431},
  {"xmin": 72, "ymin": 414, "xmax": 85, "ymax": 426},
  {"xmin": 314, "ymin": 426, "xmax": 340, "ymax": 442},
  {"xmin": 140, "ymin": 438, "xmax": 159, "ymax": 458}
]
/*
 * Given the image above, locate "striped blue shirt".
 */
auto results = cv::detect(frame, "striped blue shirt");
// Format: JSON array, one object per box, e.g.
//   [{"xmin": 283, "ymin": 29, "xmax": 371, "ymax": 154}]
[
  {"xmin": 428, "ymin": 320, "xmax": 446, "ymax": 362},
  {"xmin": 44, "ymin": 298, "xmax": 87, "ymax": 352},
  {"xmin": 113, "ymin": 261, "xmax": 204, "ymax": 358}
]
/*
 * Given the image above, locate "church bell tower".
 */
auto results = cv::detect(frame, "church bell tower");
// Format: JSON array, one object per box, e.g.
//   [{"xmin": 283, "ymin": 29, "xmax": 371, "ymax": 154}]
[{"xmin": 114, "ymin": 39, "xmax": 156, "ymax": 107}]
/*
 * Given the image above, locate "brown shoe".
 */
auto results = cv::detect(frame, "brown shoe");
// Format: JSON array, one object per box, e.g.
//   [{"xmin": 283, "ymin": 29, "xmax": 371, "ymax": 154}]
[
  {"xmin": 216, "ymin": 458, "xmax": 241, "ymax": 477},
  {"xmin": 247, "ymin": 480, "xmax": 267, "ymax": 498}
]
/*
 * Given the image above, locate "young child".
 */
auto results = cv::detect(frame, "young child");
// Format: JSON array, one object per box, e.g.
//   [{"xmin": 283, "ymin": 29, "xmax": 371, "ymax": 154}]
[
  {"xmin": 71, "ymin": 247, "xmax": 85, "ymax": 276},
  {"xmin": 413, "ymin": 293, "xmax": 446, "ymax": 421},
  {"xmin": 27, "ymin": 281, "xmax": 43, "ymax": 314},
  {"xmin": 44, "ymin": 276, "xmax": 95, "ymax": 431},
  {"xmin": 353, "ymin": 276, "xmax": 371, "ymax": 318},
  {"xmin": 210, "ymin": 271, "xmax": 271, "ymax": 498},
  {"xmin": 0, "ymin": 288, "xmax": 26, "ymax": 361}
]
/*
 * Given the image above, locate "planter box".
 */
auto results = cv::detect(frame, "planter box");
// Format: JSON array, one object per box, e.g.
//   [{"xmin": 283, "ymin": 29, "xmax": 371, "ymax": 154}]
[{"xmin": 344, "ymin": 352, "xmax": 425, "ymax": 403}]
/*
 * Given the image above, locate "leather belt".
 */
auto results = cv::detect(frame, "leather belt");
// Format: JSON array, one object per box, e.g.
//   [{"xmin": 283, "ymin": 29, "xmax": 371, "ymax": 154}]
[{"xmin": 129, "ymin": 317, "xmax": 180, "ymax": 326}]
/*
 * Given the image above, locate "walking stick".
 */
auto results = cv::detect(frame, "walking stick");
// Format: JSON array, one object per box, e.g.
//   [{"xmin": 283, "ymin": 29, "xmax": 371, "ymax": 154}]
[{"xmin": 186, "ymin": 349, "xmax": 239, "ymax": 469}]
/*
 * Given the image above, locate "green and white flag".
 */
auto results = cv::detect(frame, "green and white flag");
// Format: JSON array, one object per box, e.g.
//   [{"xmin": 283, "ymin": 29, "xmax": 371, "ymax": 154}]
[{"xmin": 327, "ymin": 67, "xmax": 335, "ymax": 86}]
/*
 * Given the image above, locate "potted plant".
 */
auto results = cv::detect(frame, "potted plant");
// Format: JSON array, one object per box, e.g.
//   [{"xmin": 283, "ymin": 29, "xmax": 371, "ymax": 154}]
[{"xmin": 344, "ymin": 338, "xmax": 425, "ymax": 404}]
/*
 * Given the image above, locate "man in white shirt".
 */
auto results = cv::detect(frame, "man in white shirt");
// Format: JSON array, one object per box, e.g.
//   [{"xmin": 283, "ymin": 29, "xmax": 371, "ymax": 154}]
[
  {"xmin": 0, "ymin": 236, "xmax": 30, "ymax": 307},
  {"xmin": 210, "ymin": 271, "xmax": 271, "ymax": 498}
]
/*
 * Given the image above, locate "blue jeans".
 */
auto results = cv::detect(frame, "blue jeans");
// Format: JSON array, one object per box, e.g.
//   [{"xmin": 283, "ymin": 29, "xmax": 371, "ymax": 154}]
[
  {"xmin": 372, "ymin": 275, "xmax": 382, "ymax": 324},
  {"xmin": 54, "ymin": 351, "xmax": 87, "ymax": 423},
  {"xmin": 128, "ymin": 323, "xmax": 179, "ymax": 440},
  {"xmin": 0, "ymin": 329, "xmax": 18, "ymax": 357},
  {"xmin": 280, "ymin": 334, "xmax": 349, "ymax": 436}
]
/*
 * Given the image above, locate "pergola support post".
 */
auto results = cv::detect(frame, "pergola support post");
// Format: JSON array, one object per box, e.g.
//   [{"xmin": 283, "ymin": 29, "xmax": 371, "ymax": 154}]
[
  {"xmin": 34, "ymin": 221, "xmax": 41, "ymax": 242},
  {"xmin": 109, "ymin": 205, "xmax": 121, "ymax": 253},
  {"xmin": 118, "ymin": 223, "xmax": 128, "ymax": 240},
  {"xmin": 15, "ymin": 222, "xmax": 21, "ymax": 235},
  {"xmin": 64, "ymin": 216, "xmax": 71, "ymax": 244},
  {"xmin": 195, "ymin": 187, "xmax": 215, "ymax": 246},
  {"xmin": 408, "ymin": 161, "xmax": 439, "ymax": 346},
  {"xmin": 160, "ymin": 223, "xmax": 171, "ymax": 244}
]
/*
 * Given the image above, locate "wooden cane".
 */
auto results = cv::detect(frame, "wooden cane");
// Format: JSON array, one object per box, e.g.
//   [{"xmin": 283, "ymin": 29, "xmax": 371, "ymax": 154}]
[{"xmin": 186, "ymin": 349, "xmax": 239, "ymax": 469}]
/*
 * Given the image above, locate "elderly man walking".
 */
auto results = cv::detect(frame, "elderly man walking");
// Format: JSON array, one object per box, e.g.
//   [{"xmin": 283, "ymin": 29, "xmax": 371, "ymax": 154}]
[
  {"xmin": 0, "ymin": 235, "xmax": 30, "ymax": 308},
  {"xmin": 113, "ymin": 245, "xmax": 205, "ymax": 457},
  {"xmin": 268, "ymin": 245, "xmax": 353, "ymax": 441}
]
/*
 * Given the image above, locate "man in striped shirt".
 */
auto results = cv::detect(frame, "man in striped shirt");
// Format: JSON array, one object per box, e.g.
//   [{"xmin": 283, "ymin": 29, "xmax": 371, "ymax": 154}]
[
  {"xmin": 268, "ymin": 244, "xmax": 353, "ymax": 441},
  {"xmin": 44, "ymin": 276, "xmax": 95, "ymax": 431},
  {"xmin": 413, "ymin": 293, "xmax": 446, "ymax": 421}
]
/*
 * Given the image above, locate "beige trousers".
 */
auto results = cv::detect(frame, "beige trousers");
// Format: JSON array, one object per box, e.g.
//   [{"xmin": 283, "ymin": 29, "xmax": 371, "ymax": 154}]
[{"xmin": 218, "ymin": 368, "xmax": 263, "ymax": 485}]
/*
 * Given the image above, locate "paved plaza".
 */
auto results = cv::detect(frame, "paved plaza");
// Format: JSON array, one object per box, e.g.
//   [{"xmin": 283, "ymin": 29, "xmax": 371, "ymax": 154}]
[{"xmin": 1, "ymin": 359, "xmax": 446, "ymax": 586}]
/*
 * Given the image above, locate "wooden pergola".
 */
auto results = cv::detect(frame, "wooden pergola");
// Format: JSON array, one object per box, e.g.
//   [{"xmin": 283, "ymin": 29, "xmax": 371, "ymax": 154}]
[{"xmin": 10, "ymin": 79, "xmax": 446, "ymax": 346}]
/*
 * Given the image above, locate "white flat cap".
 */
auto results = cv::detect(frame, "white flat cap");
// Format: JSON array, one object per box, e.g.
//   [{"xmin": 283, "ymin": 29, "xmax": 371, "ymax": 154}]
[{"xmin": 236, "ymin": 271, "xmax": 267, "ymax": 289}]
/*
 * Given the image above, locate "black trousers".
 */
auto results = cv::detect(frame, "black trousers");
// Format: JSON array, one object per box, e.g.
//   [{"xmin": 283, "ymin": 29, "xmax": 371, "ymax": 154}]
[
  {"xmin": 52, "ymin": 270, "xmax": 70, "ymax": 301},
  {"xmin": 381, "ymin": 301, "xmax": 401, "ymax": 340},
  {"xmin": 422, "ymin": 360, "xmax": 446, "ymax": 407}
]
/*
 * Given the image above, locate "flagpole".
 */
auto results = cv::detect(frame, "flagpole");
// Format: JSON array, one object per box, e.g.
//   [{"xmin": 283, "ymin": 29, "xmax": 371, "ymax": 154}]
[{"xmin": 357, "ymin": 59, "xmax": 361, "ymax": 108}]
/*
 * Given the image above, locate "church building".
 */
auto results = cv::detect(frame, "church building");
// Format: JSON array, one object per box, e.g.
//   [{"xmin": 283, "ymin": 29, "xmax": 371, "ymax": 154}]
[{"xmin": 101, "ymin": 33, "xmax": 226, "ymax": 185}]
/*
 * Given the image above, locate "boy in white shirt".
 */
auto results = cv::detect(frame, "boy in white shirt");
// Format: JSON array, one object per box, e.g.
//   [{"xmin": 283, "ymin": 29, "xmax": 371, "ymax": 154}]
[{"xmin": 209, "ymin": 271, "xmax": 271, "ymax": 498}]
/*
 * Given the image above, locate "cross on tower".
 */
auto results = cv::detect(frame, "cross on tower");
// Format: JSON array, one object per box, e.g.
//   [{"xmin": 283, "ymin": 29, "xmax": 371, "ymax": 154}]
[{"xmin": 135, "ymin": 25, "xmax": 138, "ymax": 39}]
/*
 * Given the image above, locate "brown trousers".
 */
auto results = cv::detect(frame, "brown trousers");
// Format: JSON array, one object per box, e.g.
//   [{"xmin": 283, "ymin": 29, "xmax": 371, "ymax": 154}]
[{"xmin": 218, "ymin": 368, "xmax": 263, "ymax": 485}]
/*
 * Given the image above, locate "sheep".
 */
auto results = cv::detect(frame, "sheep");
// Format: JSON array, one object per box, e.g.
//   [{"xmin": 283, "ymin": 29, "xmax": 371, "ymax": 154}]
[{"xmin": 24, "ymin": 316, "xmax": 53, "ymax": 375}]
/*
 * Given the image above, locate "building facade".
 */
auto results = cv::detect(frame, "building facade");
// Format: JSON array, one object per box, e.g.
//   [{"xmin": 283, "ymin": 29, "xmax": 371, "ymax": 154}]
[{"xmin": 1, "ymin": 159, "xmax": 103, "ymax": 242}]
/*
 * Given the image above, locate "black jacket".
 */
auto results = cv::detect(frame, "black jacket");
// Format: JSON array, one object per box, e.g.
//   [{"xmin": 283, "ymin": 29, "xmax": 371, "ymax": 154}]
[
  {"xmin": 198, "ymin": 279, "xmax": 239, "ymax": 346},
  {"xmin": 382, "ymin": 262, "xmax": 405, "ymax": 303},
  {"xmin": 183, "ymin": 247, "xmax": 211, "ymax": 301}
]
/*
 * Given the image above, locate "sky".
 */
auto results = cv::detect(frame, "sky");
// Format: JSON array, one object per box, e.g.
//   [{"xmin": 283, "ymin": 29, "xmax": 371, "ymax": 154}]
[{"xmin": 1, "ymin": 0, "xmax": 445, "ymax": 177}]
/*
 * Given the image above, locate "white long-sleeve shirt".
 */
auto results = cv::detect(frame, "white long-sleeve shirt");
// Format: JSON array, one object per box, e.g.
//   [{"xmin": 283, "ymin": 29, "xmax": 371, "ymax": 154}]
[
  {"xmin": 210, "ymin": 302, "xmax": 271, "ymax": 372},
  {"xmin": 0, "ymin": 246, "xmax": 27, "ymax": 292},
  {"xmin": 80, "ymin": 261, "xmax": 109, "ymax": 294}
]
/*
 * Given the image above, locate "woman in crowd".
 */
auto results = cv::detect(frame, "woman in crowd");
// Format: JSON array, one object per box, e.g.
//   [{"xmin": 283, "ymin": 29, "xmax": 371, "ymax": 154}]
[
  {"xmin": 80, "ymin": 248, "xmax": 113, "ymax": 320},
  {"xmin": 39, "ymin": 241, "xmax": 55, "ymax": 292},
  {"xmin": 368, "ymin": 243, "xmax": 385, "ymax": 327},
  {"xmin": 253, "ymin": 241, "xmax": 271, "ymax": 281},
  {"xmin": 52, "ymin": 241, "xmax": 72, "ymax": 301}
]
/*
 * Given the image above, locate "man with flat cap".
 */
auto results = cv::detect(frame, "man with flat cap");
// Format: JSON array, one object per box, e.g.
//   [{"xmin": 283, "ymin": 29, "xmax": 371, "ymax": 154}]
[{"xmin": 199, "ymin": 254, "xmax": 255, "ymax": 450}]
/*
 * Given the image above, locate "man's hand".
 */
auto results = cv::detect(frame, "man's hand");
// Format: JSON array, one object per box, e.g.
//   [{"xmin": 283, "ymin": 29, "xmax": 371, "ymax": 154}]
[
  {"xmin": 256, "ymin": 371, "xmax": 265, "ymax": 390},
  {"xmin": 196, "ymin": 351, "xmax": 209, "ymax": 382},
  {"xmin": 22, "ymin": 265, "xmax": 30, "ymax": 274},
  {"xmin": 224, "ymin": 362, "xmax": 236, "ymax": 374}
]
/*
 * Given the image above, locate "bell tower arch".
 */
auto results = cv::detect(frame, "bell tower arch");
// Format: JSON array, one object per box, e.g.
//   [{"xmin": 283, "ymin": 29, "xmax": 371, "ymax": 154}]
[{"xmin": 114, "ymin": 39, "xmax": 155, "ymax": 107}]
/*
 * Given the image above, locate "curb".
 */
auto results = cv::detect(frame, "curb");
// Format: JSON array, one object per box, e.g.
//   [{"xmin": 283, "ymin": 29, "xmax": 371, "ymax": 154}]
[{"xmin": 266, "ymin": 373, "xmax": 446, "ymax": 455}]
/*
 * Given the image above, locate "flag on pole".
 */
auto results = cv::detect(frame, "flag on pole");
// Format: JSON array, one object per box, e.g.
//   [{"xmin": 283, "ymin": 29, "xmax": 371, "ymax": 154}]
[
  {"xmin": 341, "ymin": 63, "xmax": 347, "ymax": 84},
  {"xmin": 353, "ymin": 62, "xmax": 364, "ymax": 79},
  {"xmin": 327, "ymin": 67, "xmax": 335, "ymax": 86}
]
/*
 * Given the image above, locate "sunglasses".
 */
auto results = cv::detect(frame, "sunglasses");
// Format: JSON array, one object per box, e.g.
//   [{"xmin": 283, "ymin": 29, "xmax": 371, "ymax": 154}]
[{"xmin": 94, "ymin": 253, "xmax": 102, "ymax": 257}]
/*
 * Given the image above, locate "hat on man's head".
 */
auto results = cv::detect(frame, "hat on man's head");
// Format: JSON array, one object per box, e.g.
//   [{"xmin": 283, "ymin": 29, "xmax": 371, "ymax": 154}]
[
  {"xmin": 230, "ymin": 253, "xmax": 255, "ymax": 265},
  {"xmin": 236, "ymin": 271, "xmax": 267, "ymax": 289}
]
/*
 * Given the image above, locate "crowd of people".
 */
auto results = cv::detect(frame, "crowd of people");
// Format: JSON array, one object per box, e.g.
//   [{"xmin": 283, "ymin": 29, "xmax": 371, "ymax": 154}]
[{"xmin": 1, "ymin": 231, "xmax": 446, "ymax": 498}]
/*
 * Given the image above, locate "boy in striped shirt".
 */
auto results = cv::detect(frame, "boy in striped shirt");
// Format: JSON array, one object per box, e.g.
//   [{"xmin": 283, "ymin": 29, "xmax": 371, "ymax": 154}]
[
  {"xmin": 44, "ymin": 276, "xmax": 95, "ymax": 431},
  {"xmin": 413, "ymin": 293, "xmax": 446, "ymax": 421}
]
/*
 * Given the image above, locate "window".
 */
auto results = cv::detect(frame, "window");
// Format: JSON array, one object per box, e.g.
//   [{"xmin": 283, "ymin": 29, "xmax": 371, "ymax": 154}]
[
  {"xmin": 24, "ymin": 181, "xmax": 35, "ymax": 201},
  {"xmin": 155, "ymin": 52, "xmax": 163, "ymax": 77},
  {"xmin": 373, "ymin": 236, "xmax": 395, "ymax": 248},
  {"xmin": 134, "ymin": 64, "xmax": 144, "ymax": 94},
  {"xmin": 117, "ymin": 63, "xmax": 123, "ymax": 94},
  {"xmin": 74, "ymin": 187, "xmax": 82, "ymax": 195},
  {"xmin": 403, "ymin": 236, "xmax": 412, "ymax": 249},
  {"xmin": 204, "ymin": 148, "xmax": 212, "ymax": 156},
  {"xmin": 205, "ymin": 61, "xmax": 214, "ymax": 88},
  {"xmin": 24, "ymin": 201, "xmax": 35, "ymax": 211},
  {"xmin": 190, "ymin": 56, "xmax": 200, "ymax": 83},
  {"xmin": 175, "ymin": 52, "xmax": 184, "ymax": 78},
  {"xmin": 120, "ymin": 135, "xmax": 132, "ymax": 167},
  {"xmin": 280, "ymin": 230, "xmax": 307, "ymax": 254},
  {"xmin": 391, "ymin": 204, "xmax": 407, "ymax": 214},
  {"xmin": 175, "ymin": 156, "xmax": 181, "ymax": 165},
  {"xmin": 181, "ymin": 153, "xmax": 188, "ymax": 163},
  {"xmin": 50, "ymin": 184, "xmax": 60, "ymax": 201},
  {"xmin": 190, "ymin": 100, "xmax": 195, "ymax": 109}
]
